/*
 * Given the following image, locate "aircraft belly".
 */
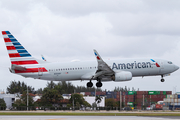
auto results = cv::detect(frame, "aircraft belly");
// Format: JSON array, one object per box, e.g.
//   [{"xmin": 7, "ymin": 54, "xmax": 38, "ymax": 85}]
[
  {"xmin": 19, "ymin": 72, "xmax": 54, "ymax": 80},
  {"xmin": 130, "ymin": 68, "xmax": 159, "ymax": 77},
  {"xmin": 53, "ymin": 71, "xmax": 85, "ymax": 81}
]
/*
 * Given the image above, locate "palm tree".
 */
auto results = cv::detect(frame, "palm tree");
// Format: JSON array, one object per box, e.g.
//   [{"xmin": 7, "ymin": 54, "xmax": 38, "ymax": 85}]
[{"xmin": 95, "ymin": 95, "xmax": 102, "ymax": 107}]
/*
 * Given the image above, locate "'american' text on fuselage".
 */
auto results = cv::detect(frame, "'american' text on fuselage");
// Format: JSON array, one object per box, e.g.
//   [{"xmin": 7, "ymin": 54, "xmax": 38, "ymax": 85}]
[{"xmin": 112, "ymin": 61, "xmax": 152, "ymax": 70}]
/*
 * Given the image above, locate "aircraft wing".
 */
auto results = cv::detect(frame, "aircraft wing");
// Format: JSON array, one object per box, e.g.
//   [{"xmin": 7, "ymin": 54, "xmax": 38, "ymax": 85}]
[{"xmin": 93, "ymin": 49, "xmax": 114, "ymax": 79}]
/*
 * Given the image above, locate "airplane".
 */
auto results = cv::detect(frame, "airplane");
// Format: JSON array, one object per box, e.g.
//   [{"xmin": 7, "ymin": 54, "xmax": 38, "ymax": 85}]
[{"xmin": 2, "ymin": 31, "xmax": 179, "ymax": 88}]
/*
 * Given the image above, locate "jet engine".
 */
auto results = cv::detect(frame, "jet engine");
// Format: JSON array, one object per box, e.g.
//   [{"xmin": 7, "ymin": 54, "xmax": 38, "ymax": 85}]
[{"xmin": 112, "ymin": 71, "xmax": 132, "ymax": 82}]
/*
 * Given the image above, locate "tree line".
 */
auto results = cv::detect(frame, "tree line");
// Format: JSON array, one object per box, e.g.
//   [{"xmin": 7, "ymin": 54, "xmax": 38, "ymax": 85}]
[
  {"xmin": 6, "ymin": 80, "xmax": 139, "ymax": 109},
  {"xmin": 8, "ymin": 81, "xmax": 98, "ymax": 109},
  {"xmin": 6, "ymin": 81, "xmax": 102, "ymax": 94},
  {"xmin": 7, "ymin": 81, "xmax": 139, "ymax": 95}
]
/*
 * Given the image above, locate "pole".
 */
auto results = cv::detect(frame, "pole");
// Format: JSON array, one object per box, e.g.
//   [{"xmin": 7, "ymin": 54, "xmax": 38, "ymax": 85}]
[
  {"xmin": 173, "ymin": 95, "xmax": 175, "ymax": 111},
  {"xmin": 143, "ymin": 94, "xmax": 144, "ymax": 110},
  {"xmin": 173, "ymin": 86, "xmax": 176, "ymax": 111},
  {"xmin": 73, "ymin": 96, "xmax": 74, "ymax": 110},
  {"xmin": 150, "ymin": 95, "xmax": 151, "ymax": 106},
  {"xmin": 120, "ymin": 91, "xmax": 122, "ymax": 110},
  {"xmin": 27, "ymin": 84, "xmax": 28, "ymax": 111},
  {"xmin": 124, "ymin": 94, "xmax": 125, "ymax": 106},
  {"xmin": 95, "ymin": 89, "xmax": 96, "ymax": 102},
  {"xmin": 95, "ymin": 89, "xmax": 96, "ymax": 110},
  {"xmin": 73, "ymin": 89, "xmax": 75, "ymax": 111}
]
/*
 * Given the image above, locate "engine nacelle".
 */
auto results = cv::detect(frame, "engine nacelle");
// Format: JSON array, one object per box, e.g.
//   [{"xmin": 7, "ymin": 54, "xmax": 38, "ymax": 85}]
[{"xmin": 113, "ymin": 71, "xmax": 132, "ymax": 82}]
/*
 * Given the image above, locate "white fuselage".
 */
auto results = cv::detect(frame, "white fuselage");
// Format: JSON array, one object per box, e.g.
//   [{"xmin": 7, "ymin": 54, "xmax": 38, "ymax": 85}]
[{"xmin": 17, "ymin": 58, "xmax": 179, "ymax": 82}]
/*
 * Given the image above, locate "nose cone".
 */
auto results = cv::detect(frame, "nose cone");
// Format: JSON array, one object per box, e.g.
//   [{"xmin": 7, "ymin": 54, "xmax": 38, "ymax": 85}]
[{"xmin": 174, "ymin": 65, "xmax": 179, "ymax": 71}]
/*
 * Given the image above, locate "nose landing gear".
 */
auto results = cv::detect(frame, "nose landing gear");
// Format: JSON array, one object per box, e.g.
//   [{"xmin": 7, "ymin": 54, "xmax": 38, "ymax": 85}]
[
  {"xmin": 161, "ymin": 79, "xmax": 165, "ymax": 82},
  {"xmin": 161, "ymin": 75, "xmax": 165, "ymax": 82}
]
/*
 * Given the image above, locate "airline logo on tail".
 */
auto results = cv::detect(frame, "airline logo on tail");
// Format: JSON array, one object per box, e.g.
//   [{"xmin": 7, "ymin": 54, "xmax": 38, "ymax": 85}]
[
  {"xmin": 2, "ymin": 31, "xmax": 38, "ymax": 65},
  {"xmin": 94, "ymin": 52, "xmax": 100, "ymax": 60},
  {"xmin": 2, "ymin": 31, "xmax": 48, "ymax": 74}
]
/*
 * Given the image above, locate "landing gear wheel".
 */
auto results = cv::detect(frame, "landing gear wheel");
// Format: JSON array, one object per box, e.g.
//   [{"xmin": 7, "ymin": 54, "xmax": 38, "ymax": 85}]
[
  {"xmin": 96, "ymin": 82, "xmax": 102, "ymax": 87},
  {"xmin": 161, "ymin": 79, "xmax": 165, "ymax": 82},
  {"xmin": 87, "ymin": 81, "xmax": 93, "ymax": 87},
  {"xmin": 161, "ymin": 75, "xmax": 165, "ymax": 82}
]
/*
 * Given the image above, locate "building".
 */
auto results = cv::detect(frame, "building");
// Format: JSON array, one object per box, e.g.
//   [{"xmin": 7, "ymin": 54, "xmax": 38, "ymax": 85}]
[
  {"xmin": 84, "ymin": 91, "xmax": 172, "ymax": 109},
  {"xmin": 83, "ymin": 96, "xmax": 105, "ymax": 107},
  {"xmin": 0, "ymin": 93, "xmax": 20, "ymax": 110},
  {"xmin": 163, "ymin": 93, "xmax": 180, "ymax": 110}
]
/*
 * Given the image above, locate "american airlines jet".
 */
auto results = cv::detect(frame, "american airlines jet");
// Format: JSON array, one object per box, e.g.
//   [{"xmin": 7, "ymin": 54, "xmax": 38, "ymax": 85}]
[{"xmin": 2, "ymin": 31, "xmax": 179, "ymax": 87}]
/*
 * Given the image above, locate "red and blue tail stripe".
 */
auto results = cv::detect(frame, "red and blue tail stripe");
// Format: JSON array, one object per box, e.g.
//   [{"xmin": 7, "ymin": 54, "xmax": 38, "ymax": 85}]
[{"xmin": 2, "ymin": 31, "xmax": 39, "ymax": 65}]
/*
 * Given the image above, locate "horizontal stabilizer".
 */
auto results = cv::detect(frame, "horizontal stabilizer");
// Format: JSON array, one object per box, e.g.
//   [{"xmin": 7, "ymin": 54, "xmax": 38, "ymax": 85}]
[{"xmin": 11, "ymin": 64, "xmax": 26, "ymax": 71}]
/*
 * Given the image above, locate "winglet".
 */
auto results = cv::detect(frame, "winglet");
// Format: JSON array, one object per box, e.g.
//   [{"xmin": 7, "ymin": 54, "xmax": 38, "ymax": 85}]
[
  {"xmin": 41, "ymin": 55, "xmax": 47, "ymax": 61},
  {"xmin": 93, "ymin": 49, "xmax": 114, "ymax": 78},
  {"xmin": 93, "ymin": 49, "xmax": 103, "ymax": 62}
]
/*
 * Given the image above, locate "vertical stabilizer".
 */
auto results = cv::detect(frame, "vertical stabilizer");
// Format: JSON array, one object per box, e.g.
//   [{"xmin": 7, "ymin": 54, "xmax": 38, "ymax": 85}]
[{"xmin": 2, "ymin": 31, "xmax": 39, "ymax": 65}]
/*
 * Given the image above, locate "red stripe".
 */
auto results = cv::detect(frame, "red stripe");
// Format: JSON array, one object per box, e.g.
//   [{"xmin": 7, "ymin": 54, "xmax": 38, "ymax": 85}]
[
  {"xmin": 4, "ymin": 38, "xmax": 11, "ymax": 42},
  {"xmin": 6, "ymin": 46, "xmax": 16, "ymax": 50},
  {"xmin": 97, "ymin": 56, "xmax": 100, "ymax": 60},
  {"xmin": 156, "ymin": 63, "xmax": 160, "ymax": 67},
  {"xmin": 2, "ymin": 31, "xmax": 7, "ymax": 35},
  {"xmin": 9, "ymin": 53, "xmax": 21, "ymax": 58},
  {"xmin": 15, "ymin": 67, "xmax": 48, "ymax": 73},
  {"xmin": 11, "ymin": 60, "xmax": 39, "ymax": 65}
]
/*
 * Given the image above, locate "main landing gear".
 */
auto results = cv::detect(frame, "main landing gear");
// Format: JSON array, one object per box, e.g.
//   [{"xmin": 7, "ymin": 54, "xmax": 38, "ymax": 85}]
[
  {"xmin": 96, "ymin": 81, "xmax": 102, "ymax": 88},
  {"xmin": 86, "ymin": 79, "xmax": 103, "ymax": 88},
  {"xmin": 161, "ymin": 75, "xmax": 165, "ymax": 82},
  {"xmin": 87, "ymin": 80, "xmax": 93, "ymax": 87}
]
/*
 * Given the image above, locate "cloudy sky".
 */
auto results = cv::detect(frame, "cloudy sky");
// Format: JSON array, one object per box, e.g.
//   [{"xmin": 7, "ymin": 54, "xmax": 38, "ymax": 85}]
[{"xmin": 0, "ymin": 0, "xmax": 180, "ymax": 93}]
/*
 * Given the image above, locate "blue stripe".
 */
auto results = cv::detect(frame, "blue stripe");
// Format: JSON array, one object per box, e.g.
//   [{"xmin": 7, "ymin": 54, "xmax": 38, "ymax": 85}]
[
  {"xmin": 15, "ymin": 46, "xmax": 24, "ymax": 49},
  {"xmin": 10, "ymin": 39, "xmax": 17, "ymax": 42},
  {"xmin": 19, "ymin": 54, "xmax": 31, "ymax": 57},
  {"xmin": 150, "ymin": 59, "xmax": 155, "ymax": 62},
  {"xmin": 5, "ymin": 31, "xmax": 11, "ymax": 34},
  {"xmin": 8, "ymin": 35, "xmax": 14, "ymax": 38},
  {"xmin": 94, "ymin": 52, "xmax": 97, "ymax": 56},
  {"xmin": 42, "ymin": 57, "xmax": 45, "ymax": 60},
  {"xmin": 13, "ymin": 42, "xmax": 21, "ymax": 45},
  {"xmin": 17, "ymin": 50, "xmax": 28, "ymax": 53}
]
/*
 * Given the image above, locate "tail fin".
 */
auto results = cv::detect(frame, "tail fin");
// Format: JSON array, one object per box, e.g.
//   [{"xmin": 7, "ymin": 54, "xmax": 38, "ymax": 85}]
[{"xmin": 2, "ymin": 31, "xmax": 39, "ymax": 65}]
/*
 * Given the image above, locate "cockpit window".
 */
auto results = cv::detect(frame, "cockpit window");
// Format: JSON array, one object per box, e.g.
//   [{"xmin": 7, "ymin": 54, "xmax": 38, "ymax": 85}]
[{"xmin": 168, "ymin": 61, "xmax": 173, "ymax": 64}]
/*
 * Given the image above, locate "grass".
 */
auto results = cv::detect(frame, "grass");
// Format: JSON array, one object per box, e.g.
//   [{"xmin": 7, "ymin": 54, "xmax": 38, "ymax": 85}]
[{"xmin": 0, "ymin": 112, "xmax": 180, "ymax": 116}]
